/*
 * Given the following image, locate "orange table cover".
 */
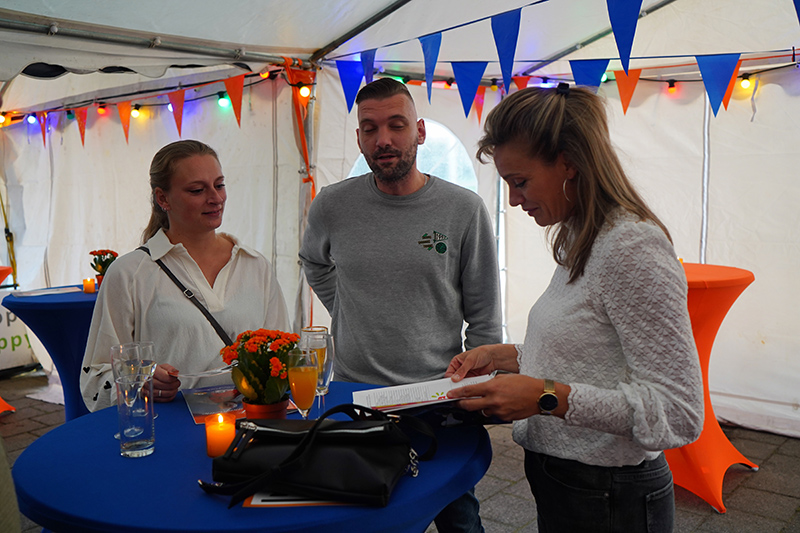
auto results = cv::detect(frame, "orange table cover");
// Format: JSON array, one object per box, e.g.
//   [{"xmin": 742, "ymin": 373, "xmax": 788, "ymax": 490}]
[
  {"xmin": 0, "ymin": 266, "xmax": 11, "ymax": 284},
  {"xmin": 663, "ymin": 263, "xmax": 757, "ymax": 513}
]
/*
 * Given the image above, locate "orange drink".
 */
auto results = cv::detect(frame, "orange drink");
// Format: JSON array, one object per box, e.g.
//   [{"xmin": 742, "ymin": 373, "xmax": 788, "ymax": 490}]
[{"xmin": 288, "ymin": 366, "xmax": 318, "ymax": 413}]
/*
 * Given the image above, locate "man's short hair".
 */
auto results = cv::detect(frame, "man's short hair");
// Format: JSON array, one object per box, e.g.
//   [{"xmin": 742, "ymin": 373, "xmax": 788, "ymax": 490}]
[{"xmin": 355, "ymin": 78, "xmax": 415, "ymax": 105}]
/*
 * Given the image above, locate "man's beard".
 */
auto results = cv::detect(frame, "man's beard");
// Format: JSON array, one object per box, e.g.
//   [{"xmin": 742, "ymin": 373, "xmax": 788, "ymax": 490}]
[{"xmin": 365, "ymin": 143, "xmax": 418, "ymax": 184}]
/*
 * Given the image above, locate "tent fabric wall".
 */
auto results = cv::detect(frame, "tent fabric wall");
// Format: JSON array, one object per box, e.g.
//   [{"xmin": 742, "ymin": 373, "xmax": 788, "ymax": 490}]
[{"xmin": 0, "ymin": 76, "xmax": 303, "ymax": 324}]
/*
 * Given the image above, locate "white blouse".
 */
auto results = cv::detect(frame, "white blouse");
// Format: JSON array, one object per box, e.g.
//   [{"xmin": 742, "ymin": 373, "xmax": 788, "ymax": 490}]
[
  {"xmin": 80, "ymin": 230, "xmax": 290, "ymax": 412},
  {"xmin": 513, "ymin": 211, "xmax": 704, "ymax": 467}
]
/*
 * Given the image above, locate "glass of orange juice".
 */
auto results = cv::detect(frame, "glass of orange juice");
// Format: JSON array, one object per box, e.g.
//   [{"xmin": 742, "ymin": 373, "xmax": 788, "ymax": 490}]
[{"xmin": 287, "ymin": 350, "xmax": 318, "ymax": 420}]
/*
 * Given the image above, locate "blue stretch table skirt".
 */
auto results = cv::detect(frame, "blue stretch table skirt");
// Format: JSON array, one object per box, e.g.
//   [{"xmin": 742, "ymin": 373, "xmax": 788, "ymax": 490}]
[
  {"xmin": 2, "ymin": 286, "xmax": 96, "ymax": 420},
  {"xmin": 13, "ymin": 381, "xmax": 492, "ymax": 533}
]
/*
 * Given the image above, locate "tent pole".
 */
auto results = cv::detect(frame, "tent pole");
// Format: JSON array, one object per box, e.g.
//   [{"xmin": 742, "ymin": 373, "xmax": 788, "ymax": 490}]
[
  {"xmin": 700, "ymin": 92, "xmax": 711, "ymax": 264},
  {"xmin": 0, "ymin": 14, "xmax": 305, "ymax": 67}
]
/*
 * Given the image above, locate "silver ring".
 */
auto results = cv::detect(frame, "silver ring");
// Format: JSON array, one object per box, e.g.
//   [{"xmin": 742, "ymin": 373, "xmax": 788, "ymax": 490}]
[
  {"xmin": 480, "ymin": 409, "xmax": 488, "ymax": 417},
  {"xmin": 158, "ymin": 389, "xmax": 162, "ymax": 398}
]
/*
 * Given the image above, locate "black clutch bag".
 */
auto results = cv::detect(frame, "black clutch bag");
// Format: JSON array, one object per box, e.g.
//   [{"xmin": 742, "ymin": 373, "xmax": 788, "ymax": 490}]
[{"xmin": 199, "ymin": 403, "xmax": 437, "ymax": 508}]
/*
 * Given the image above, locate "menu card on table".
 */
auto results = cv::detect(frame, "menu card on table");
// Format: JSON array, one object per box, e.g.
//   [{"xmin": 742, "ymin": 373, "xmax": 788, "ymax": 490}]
[{"xmin": 182, "ymin": 384, "xmax": 245, "ymax": 424}]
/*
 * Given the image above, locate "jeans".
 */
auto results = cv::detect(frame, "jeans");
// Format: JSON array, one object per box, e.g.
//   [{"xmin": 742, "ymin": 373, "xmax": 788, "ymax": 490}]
[
  {"xmin": 524, "ymin": 450, "xmax": 674, "ymax": 533},
  {"xmin": 433, "ymin": 487, "xmax": 484, "ymax": 533}
]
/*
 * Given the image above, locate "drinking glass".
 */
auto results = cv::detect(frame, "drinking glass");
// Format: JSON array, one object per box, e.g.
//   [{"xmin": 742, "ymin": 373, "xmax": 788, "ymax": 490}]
[
  {"xmin": 115, "ymin": 372, "xmax": 155, "ymax": 457},
  {"xmin": 287, "ymin": 350, "xmax": 318, "ymax": 420},
  {"xmin": 300, "ymin": 326, "xmax": 331, "ymax": 396},
  {"xmin": 111, "ymin": 342, "xmax": 158, "ymax": 438}
]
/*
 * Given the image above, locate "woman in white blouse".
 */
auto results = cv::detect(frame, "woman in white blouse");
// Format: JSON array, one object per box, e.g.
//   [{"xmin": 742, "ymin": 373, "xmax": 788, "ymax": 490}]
[
  {"xmin": 446, "ymin": 85, "xmax": 703, "ymax": 532},
  {"xmin": 81, "ymin": 140, "xmax": 290, "ymax": 412}
]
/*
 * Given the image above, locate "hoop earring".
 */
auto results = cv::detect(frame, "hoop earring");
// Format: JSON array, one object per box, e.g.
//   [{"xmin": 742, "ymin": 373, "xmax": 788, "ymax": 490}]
[{"xmin": 562, "ymin": 179, "xmax": 571, "ymax": 202}]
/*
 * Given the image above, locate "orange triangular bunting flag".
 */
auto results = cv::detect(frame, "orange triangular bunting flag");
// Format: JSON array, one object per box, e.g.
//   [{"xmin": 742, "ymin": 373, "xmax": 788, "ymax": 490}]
[
  {"xmin": 722, "ymin": 59, "xmax": 743, "ymax": 111},
  {"xmin": 224, "ymin": 74, "xmax": 245, "ymax": 127},
  {"xmin": 74, "ymin": 107, "xmax": 88, "ymax": 146},
  {"xmin": 512, "ymin": 76, "xmax": 531, "ymax": 90},
  {"xmin": 168, "ymin": 89, "xmax": 186, "ymax": 137},
  {"xmin": 116, "ymin": 101, "xmax": 132, "ymax": 143},
  {"xmin": 36, "ymin": 112, "xmax": 47, "ymax": 147},
  {"xmin": 614, "ymin": 69, "xmax": 642, "ymax": 114},
  {"xmin": 474, "ymin": 86, "xmax": 487, "ymax": 124}
]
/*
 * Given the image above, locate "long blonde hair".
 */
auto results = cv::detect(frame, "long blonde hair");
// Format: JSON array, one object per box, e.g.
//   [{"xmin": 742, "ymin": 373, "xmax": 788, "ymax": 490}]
[
  {"xmin": 141, "ymin": 140, "xmax": 219, "ymax": 243},
  {"xmin": 478, "ymin": 86, "xmax": 670, "ymax": 282}
]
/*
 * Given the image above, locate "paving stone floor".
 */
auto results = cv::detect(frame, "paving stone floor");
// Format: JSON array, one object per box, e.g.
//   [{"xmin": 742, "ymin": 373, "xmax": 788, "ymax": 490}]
[{"xmin": 2, "ymin": 369, "xmax": 800, "ymax": 533}]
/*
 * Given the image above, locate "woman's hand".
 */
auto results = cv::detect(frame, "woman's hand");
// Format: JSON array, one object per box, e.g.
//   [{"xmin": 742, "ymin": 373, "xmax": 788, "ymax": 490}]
[
  {"xmin": 445, "ymin": 343, "xmax": 520, "ymax": 382},
  {"xmin": 447, "ymin": 374, "xmax": 542, "ymax": 422},
  {"xmin": 152, "ymin": 363, "xmax": 181, "ymax": 402}
]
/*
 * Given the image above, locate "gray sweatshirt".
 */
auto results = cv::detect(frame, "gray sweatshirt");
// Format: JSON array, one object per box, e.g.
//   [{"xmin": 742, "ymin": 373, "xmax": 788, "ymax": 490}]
[{"xmin": 299, "ymin": 173, "xmax": 502, "ymax": 386}]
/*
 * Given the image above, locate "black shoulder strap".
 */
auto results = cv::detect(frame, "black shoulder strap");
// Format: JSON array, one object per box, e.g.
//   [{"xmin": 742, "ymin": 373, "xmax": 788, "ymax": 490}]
[{"xmin": 138, "ymin": 246, "xmax": 233, "ymax": 346}]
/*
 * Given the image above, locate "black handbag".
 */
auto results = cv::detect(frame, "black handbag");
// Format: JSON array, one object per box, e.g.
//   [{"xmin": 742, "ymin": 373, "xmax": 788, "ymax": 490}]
[{"xmin": 199, "ymin": 403, "xmax": 437, "ymax": 508}]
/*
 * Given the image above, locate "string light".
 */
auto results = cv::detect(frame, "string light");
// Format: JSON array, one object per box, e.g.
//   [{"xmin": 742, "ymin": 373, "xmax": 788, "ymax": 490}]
[
  {"xmin": 667, "ymin": 80, "xmax": 677, "ymax": 94},
  {"xmin": 131, "ymin": 104, "xmax": 141, "ymax": 118},
  {"xmin": 66, "ymin": 110, "xmax": 75, "ymax": 120},
  {"xmin": 26, "ymin": 115, "xmax": 37, "ymax": 124},
  {"xmin": 600, "ymin": 72, "xmax": 608, "ymax": 83},
  {"xmin": 490, "ymin": 78, "xmax": 498, "ymax": 91},
  {"xmin": 167, "ymin": 103, "xmax": 174, "ymax": 113},
  {"xmin": 0, "ymin": 113, "xmax": 5, "ymax": 125},
  {"xmin": 298, "ymin": 83, "xmax": 311, "ymax": 98},
  {"xmin": 217, "ymin": 92, "xmax": 231, "ymax": 108},
  {"xmin": 740, "ymin": 74, "xmax": 751, "ymax": 89},
  {"xmin": 97, "ymin": 105, "xmax": 107, "ymax": 115}
]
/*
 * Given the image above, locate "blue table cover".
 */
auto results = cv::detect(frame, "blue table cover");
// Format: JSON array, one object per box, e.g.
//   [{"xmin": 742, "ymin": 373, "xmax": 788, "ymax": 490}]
[
  {"xmin": 2, "ymin": 286, "xmax": 96, "ymax": 420},
  {"xmin": 13, "ymin": 381, "xmax": 492, "ymax": 532}
]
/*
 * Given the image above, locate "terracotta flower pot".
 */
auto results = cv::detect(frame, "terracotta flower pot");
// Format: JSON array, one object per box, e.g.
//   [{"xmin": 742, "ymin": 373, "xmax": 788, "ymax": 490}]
[
  {"xmin": 95, "ymin": 274, "xmax": 104, "ymax": 288},
  {"xmin": 243, "ymin": 398, "xmax": 289, "ymax": 420}
]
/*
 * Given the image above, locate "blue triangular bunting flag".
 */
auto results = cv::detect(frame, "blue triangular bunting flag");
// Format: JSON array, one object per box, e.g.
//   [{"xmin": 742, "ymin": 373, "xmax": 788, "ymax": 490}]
[
  {"xmin": 361, "ymin": 50, "xmax": 376, "ymax": 85},
  {"xmin": 569, "ymin": 59, "xmax": 610, "ymax": 90},
  {"xmin": 419, "ymin": 33, "xmax": 442, "ymax": 103},
  {"xmin": 696, "ymin": 53, "xmax": 741, "ymax": 116},
  {"xmin": 607, "ymin": 0, "xmax": 643, "ymax": 74},
  {"xmin": 336, "ymin": 61, "xmax": 364, "ymax": 113},
  {"xmin": 795, "ymin": 0, "xmax": 800, "ymax": 27},
  {"xmin": 451, "ymin": 62, "xmax": 488, "ymax": 118},
  {"xmin": 491, "ymin": 9, "xmax": 521, "ymax": 93}
]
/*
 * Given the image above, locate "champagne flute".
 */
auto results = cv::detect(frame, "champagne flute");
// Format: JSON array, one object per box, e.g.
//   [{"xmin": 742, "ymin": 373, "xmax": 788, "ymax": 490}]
[
  {"xmin": 287, "ymin": 350, "xmax": 318, "ymax": 420},
  {"xmin": 300, "ymin": 326, "xmax": 329, "ymax": 396}
]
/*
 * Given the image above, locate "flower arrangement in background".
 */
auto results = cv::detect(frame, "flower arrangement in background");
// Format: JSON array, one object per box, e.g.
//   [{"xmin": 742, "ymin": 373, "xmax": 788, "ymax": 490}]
[
  {"xmin": 221, "ymin": 329, "xmax": 300, "ymax": 405},
  {"xmin": 89, "ymin": 249, "xmax": 118, "ymax": 275}
]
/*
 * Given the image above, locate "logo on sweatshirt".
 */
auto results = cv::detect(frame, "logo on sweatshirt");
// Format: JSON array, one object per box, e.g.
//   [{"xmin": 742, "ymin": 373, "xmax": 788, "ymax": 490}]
[{"xmin": 418, "ymin": 231, "xmax": 448, "ymax": 254}]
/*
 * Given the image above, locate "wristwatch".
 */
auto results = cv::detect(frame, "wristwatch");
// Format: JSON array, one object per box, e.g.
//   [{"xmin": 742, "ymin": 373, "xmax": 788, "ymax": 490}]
[{"xmin": 537, "ymin": 379, "xmax": 558, "ymax": 415}]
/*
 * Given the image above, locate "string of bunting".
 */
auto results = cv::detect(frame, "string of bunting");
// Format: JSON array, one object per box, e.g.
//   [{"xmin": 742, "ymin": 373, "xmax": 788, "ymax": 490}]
[
  {"xmin": 330, "ymin": 0, "xmax": 800, "ymax": 119},
  {"xmin": 0, "ymin": 68, "xmax": 315, "ymax": 148}
]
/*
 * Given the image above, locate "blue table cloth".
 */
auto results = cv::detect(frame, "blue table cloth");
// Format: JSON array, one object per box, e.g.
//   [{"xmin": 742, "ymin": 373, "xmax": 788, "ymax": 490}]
[
  {"xmin": 13, "ymin": 381, "xmax": 492, "ymax": 533},
  {"xmin": 2, "ymin": 286, "xmax": 96, "ymax": 420}
]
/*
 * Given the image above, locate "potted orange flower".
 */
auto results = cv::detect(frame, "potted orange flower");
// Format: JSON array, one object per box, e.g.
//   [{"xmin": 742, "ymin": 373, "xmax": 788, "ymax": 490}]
[
  {"xmin": 89, "ymin": 249, "xmax": 118, "ymax": 287},
  {"xmin": 221, "ymin": 329, "xmax": 300, "ymax": 419}
]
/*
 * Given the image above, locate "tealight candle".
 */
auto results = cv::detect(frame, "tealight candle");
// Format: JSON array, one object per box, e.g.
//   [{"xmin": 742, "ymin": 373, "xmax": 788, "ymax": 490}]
[
  {"xmin": 205, "ymin": 413, "xmax": 236, "ymax": 457},
  {"xmin": 82, "ymin": 278, "xmax": 96, "ymax": 293}
]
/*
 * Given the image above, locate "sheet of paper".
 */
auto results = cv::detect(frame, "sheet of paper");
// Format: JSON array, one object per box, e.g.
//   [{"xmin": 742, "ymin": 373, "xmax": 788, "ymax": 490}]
[
  {"xmin": 351, "ymin": 373, "xmax": 496, "ymax": 412},
  {"xmin": 12, "ymin": 286, "xmax": 82, "ymax": 297}
]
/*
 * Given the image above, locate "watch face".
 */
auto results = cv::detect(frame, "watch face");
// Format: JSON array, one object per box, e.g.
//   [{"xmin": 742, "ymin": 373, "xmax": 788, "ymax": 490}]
[{"xmin": 539, "ymin": 393, "xmax": 558, "ymax": 412}]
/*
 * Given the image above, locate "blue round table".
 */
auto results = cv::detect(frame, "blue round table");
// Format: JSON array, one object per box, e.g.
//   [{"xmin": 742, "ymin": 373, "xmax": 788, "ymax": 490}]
[
  {"xmin": 2, "ymin": 286, "xmax": 96, "ymax": 420},
  {"xmin": 13, "ymin": 381, "xmax": 492, "ymax": 532}
]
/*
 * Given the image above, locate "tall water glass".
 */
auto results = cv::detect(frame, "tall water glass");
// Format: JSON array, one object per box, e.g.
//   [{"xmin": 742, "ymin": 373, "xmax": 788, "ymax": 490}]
[
  {"xmin": 110, "ymin": 343, "xmax": 141, "ymax": 381},
  {"xmin": 115, "ymin": 372, "xmax": 155, "ymax": 457}
]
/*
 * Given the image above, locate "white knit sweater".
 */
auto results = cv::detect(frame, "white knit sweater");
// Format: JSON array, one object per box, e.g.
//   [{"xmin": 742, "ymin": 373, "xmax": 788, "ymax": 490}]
[{"xmin": 513, "ymin": 210, "xmax": 704, "ymax": 467}]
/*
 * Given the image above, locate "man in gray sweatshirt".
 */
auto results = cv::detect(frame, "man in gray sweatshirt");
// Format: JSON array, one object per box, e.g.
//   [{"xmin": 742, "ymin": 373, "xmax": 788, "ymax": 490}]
[{"xmin": 299, "ymin": 77, "xmax": 500, "ymax": 533}]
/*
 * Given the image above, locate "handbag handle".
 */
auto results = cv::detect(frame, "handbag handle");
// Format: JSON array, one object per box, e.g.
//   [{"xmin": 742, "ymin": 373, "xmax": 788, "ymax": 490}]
[{"xmin": 199, "ymin": 403, "xmax": 437, "ymax": 507}]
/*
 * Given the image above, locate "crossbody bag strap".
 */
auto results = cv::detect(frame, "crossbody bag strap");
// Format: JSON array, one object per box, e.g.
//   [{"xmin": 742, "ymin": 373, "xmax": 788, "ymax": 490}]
[{"xmin": 138, "ymin": 246, "xmax": 233, "ymax": 346}]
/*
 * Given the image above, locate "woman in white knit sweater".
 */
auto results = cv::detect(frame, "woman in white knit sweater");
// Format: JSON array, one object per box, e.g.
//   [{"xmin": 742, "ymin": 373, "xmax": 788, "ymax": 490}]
[{"xmin": 447, "ymin": 84, "xmax": 703, "ymax": 532}]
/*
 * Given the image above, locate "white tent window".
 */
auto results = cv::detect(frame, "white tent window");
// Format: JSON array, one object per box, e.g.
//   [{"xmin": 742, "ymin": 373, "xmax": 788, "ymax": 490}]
[{"xmin": 347, "ymin": 119, "xmax": 478, "ymax": 193}]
